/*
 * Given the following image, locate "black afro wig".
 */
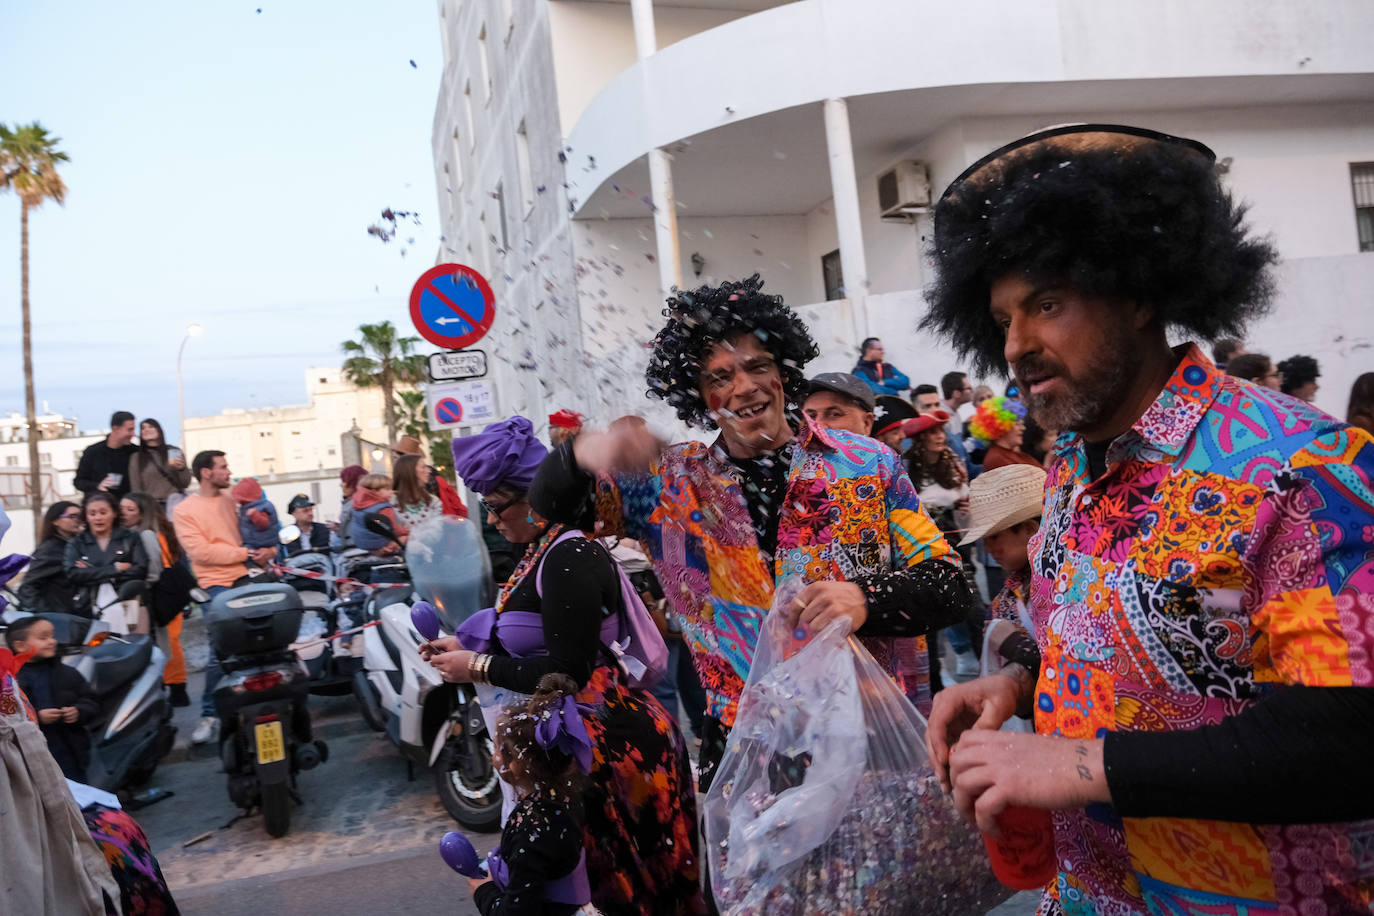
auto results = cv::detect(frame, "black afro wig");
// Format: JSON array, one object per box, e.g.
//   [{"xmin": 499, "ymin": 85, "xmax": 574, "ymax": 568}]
[
  {"xmin": 922, "ymin": 135, "xmax": 1279, "ymax": 376},
  {"xmin": 645, "ymin": 274, "xmax": 819, "ymax": 430},
  {"xmin": 1278, "ymin": 354, "xmax": 1320, "ymax": 395}
]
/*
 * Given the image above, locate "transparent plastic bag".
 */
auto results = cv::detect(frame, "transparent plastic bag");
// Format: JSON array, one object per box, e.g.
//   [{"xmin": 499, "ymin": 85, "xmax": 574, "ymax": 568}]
[{"xmin": 704, "ymin": 586, "xmax": 1011, "ymax": 915}]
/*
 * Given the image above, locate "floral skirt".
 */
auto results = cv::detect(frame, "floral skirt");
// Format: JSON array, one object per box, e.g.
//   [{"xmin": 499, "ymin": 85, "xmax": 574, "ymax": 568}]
[
  {"xmin": 578, "ymin": 665, "xmax": 705, "ymax": 916},
  {"xmin": 83, "ymin": 804, "xmax": 179, "ymax": 916}
]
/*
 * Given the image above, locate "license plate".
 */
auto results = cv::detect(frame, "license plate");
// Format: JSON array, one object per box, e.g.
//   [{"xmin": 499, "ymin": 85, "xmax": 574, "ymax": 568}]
[{"xmin": 254, "ymin": 720, "xmax": 286, "ymax": 765}]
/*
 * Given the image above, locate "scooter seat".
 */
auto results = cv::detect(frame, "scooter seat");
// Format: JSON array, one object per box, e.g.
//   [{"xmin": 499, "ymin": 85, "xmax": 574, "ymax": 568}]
[{"xmin": 87, "ymin": 635, "xmax": 153, "ymax": 695}]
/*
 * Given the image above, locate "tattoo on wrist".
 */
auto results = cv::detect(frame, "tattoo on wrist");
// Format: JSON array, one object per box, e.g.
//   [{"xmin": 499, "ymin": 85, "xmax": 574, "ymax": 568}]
[{"xmin": 1075, "ymin": 744, "xmax": 1092, "ymax": 781}]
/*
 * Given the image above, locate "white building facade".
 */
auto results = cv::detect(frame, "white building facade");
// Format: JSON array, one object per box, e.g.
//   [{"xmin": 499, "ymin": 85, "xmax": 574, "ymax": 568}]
[
  {"xmin": 183, "ymin": 368, "xmax": 407, "ymax": 522},
  {"xmin": 434, "ymin": 0, "xmax": 1374, "ymax": 428}
]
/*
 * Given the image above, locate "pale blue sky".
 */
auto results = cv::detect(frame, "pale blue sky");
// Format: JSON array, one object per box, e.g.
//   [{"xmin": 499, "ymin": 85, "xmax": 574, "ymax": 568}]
[{"xmin": 0, "ymin": 1, "xmax": 442, "ymax": 444}]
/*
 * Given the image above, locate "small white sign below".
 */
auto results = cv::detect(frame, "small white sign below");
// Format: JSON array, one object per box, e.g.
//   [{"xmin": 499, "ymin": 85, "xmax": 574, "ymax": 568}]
[
  {"xmin": 426, "ymin": 380, "xmax": 499, "ymax": 431},
  {"xmin": 427, "ymin": 349, "xmax": 488, "ymax": 381}
]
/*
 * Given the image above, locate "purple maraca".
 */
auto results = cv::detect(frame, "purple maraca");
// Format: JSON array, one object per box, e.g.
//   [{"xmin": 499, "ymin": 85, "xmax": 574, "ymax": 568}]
[
  {"xmin": 411, "ymin": 601, "xmax": 442, "ymax": 642},
  {"xmin": 440, "ymin": 831, "xmax": 487, "ymax": 878}
]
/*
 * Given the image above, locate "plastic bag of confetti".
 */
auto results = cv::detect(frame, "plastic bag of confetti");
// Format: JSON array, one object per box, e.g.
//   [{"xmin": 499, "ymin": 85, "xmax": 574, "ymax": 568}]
[{"xmin": 704, "ymin": 593, "xmax": 1011, "ymax": 916}]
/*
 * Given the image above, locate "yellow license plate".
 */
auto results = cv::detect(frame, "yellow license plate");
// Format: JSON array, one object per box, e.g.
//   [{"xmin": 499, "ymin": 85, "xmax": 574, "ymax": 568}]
[{"xmin": 254, "ymin": 720, "xmax": 286, "ymax": 765}]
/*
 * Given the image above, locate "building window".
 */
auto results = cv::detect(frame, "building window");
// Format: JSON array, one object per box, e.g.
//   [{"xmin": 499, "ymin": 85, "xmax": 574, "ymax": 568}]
[
  {"xmin": 495, "ymin": 181, "xmax": 509, "ymax": 251},
  {"xmin": 821, "ymin": 249, "xmax": 844, "ymax": 301},
  {"xmin": 40, "ymin": 453, "xmax": 51, "ymax": 466},
  {"xmin": 451, "ymin": 128, "xmax": 464, "ymax": 187},
  {"xmin": 464, "ymin": 82, "xmax": 475, "ymax": 151},
  {"xmin": 478, "ymin": 24, "xmax": 492, "ymax": 102},
  {"xmin": 1354, "ymin": 163, "xmax": 1374, "ymax": 252},
  {"xmin": 4, "ymin": 456, "xmax": 16, "ymax": 467},
  {"xmin": 516, "ymin": 121, "xmax": 535, "ymax": 217}
]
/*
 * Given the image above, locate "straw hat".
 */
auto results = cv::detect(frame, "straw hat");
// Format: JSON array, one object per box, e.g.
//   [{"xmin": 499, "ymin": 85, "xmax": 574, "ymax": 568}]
[{"xmin": 958, "ymin": 464, "xmax": 1048, "ymax": 547}]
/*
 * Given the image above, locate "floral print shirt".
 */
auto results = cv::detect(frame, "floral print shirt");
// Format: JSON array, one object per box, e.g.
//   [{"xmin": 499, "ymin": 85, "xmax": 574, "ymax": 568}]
[
  {"xmin": 595, "ymin": 420, "xmax": 965, "ymax": 728},
  {"xmin": 1029, "ymin": 344, "xmax": 1374, "ymax": 915}
]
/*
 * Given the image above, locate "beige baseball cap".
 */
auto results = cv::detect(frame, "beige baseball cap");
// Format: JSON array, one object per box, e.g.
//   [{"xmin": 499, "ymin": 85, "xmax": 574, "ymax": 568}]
[{"xmin": 958, "ymin": 464, "xmax": 1048, "ymax": 547}]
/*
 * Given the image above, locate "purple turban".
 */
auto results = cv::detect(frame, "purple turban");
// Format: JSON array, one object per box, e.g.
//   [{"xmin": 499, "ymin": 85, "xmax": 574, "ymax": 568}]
[{"xmin": 450, "ymin": 416, "xmax": 549, "ymax": 495}]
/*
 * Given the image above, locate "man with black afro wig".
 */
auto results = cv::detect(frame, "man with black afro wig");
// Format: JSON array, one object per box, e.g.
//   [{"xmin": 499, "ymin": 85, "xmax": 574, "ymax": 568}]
[
  {"xmin": 925, "ymin": 124, "xmax": 1374, "ymax": 915},
  {"xmin": 530, "ymin": 274, "xmax": 973, "ymax": 791}
]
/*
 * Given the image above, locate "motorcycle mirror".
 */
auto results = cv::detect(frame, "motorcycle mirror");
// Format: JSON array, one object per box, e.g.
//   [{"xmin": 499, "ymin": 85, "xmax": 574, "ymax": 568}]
[
  {"xmin": 410, "ymin": 601, "xmax": 441, "ymax": 641},
  {"xmin": 364, "ymin": 515, "xmax": 398, "ymax": 541},
  {"xmin": 117, "ymin": 580, "xmax": 145, "ymax": 600},
  {"xmin": 439, "ymin": 831, "xmax": 486, "ymax": 878},
  {"xmin": 278, "ymin": 524, "xmax": 302, "ymax": 545}
]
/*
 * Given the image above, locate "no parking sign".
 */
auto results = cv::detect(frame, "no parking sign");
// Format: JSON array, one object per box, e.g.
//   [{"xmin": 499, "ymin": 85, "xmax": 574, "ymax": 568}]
[
  {"xmin": 425, "ymin": 380, "xmax": 498, "ymax": 431},
  {"xmin": 409, "ymin": 264, "xmax": 495, "ymax": 350}
]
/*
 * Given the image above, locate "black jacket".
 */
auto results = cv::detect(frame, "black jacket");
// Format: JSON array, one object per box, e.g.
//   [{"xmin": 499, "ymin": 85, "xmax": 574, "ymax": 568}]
[
  {"xmin": 74, "ymin": 440, "xmax": 138, "ymax": 500},
  {"xmin": 16, "ymin": 535, "xmax": 83, "ymax": 615},
  {"xmin": 16, "ymin": 656, "xmax": 99, "ymax": 781},
  {"xmin": 280, "ymin": 522, "xmax": 331, "ymax": 558},
  {"xmin": 63, "ymin": 528, "xmax": 148, "ymax": 614}
]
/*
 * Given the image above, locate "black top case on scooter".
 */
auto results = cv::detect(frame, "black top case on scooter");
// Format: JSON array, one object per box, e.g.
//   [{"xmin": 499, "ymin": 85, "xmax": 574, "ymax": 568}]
[{"xmin": 206, "ymin": 584, "xmax": 303, "ymax": 659}]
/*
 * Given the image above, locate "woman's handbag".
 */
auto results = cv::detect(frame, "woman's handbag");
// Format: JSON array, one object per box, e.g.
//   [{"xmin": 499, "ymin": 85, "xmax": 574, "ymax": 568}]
[{"xmin": 149, "ymin": 557, "xmax": 197, "ymax": 627}]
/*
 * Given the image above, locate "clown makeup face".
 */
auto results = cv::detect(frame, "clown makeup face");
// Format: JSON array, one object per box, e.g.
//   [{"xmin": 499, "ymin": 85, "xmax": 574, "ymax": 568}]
[{"xmin": 699, "ymin": 333, "xmax": 792, "ymax": 458}]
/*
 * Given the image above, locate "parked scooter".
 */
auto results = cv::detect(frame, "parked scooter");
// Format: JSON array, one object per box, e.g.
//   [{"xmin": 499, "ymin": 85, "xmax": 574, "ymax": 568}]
[
  {"xmin": 353, "ymin": 514, "xmax": 501, "ymax": 831},
  {"xmin": 276, "ymin": 526, "xmax": 364, "ymax": 698},
  {"xmin": 202, "ymin": 582, "xmax": 328, "ymax": 837},
  {"xmin": 1, "ymin": 578, "xmax": 176, "ymax": 792}
]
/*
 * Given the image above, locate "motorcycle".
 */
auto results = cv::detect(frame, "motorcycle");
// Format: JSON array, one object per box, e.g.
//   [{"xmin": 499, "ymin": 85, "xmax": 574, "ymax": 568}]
[
  {"xmin": 1, "ymin": 578, "xmax": 176, "ymax": 793},
  {"xmin": 275, "ymin": 526, "xmax": 365, "ymax": 698},
  {"xmin": 353, "ymin": 514, "xmax": 501, "ymax": 831},
  {"xmin": 202, "ymin": 581, "xmax": 328, "ymax": 837}
]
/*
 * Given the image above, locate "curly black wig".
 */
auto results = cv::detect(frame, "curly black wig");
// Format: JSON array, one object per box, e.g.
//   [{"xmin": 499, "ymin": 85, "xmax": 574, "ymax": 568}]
[
  {"xmin": 645, "ymin": 274, "xmax": 819, "ymax": 430},
  {"xmin": 922, "ymin": 133, "xmax": 1279, "ymax": 376},
  {"xmin": 1277, "ymin": 354, "xmax": 1320, "ymax": 395}
]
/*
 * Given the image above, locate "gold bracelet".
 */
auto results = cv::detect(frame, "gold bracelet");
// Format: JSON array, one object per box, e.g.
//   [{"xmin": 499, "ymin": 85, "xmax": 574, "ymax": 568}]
[
  {"xmin": 467, "ymin": 653, "xmax": 484, "ymax": 683},
  {"xmin": 471, "ymin": 653, "xmax": 491, "ymax": 684}
]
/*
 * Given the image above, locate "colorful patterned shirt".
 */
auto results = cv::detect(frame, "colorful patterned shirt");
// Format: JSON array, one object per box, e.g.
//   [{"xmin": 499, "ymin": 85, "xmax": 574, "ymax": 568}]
[
  {"xmin": 1029, "ymin": 344, "xmax": 1374, "ymax": 915},
  {"xmin": 592, "ymin": 420, "xmax": 965, "ymax": 728}
]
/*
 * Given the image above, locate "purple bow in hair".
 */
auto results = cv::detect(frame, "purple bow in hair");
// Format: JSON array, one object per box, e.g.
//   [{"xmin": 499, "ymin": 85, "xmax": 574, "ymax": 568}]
[{"xmin": 534, "ymin": 696, "xmax": 595, "ymax": 773}]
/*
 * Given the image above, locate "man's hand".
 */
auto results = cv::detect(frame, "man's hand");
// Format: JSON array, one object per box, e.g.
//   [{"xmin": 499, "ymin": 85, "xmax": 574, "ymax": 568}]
[
  {"xmin": 75, "ymin": 560, "xmax": 90, "ymax": 569},
  {"xmin": 785, "ymin": 581, "xmax": 867, "ymax": 634},
  {"xmin": 60, "ymin": 706, "xmax": 79, "ymax": 724},
  {"xmin": 250, "ymin": 547, "xmax": 277, "ymax": 566},
  {"xmin": 114, "ymin": 562, "xmax": 132, "ymax": 572},
  {"xmin": 418, "ymin": 635, "xmax": 460, "ymax": 661},
  {"xmin": 430, "ymin": 649, "xmax": 477, "ymax": 683},
  {"xmin": 38, "ymin": 708, "xmax": 62, "ymax": 724},
  {"xmin": 926, "ymin": 673, "xmax": 1024, "ymax": 791},
  {"xmin": 466, "ymin": 876, "xmax": 491, "ymax": 895},
  {"xmin": 949, "ymin": 731, "xmax": 1109, "ymax": 834},
  {"xmin": 572, "ymin": 421, "xmax": 664, "ymax": 476}
]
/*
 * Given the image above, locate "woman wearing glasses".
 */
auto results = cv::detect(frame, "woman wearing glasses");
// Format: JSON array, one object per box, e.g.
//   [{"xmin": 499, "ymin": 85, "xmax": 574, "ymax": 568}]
[
  {"xmin": 426, "ymin": 416, "xmax": 703, "ymax": 916},
  {"xmin": 17, "ymin": 501, "xmax": 85, "ymax": 615}
]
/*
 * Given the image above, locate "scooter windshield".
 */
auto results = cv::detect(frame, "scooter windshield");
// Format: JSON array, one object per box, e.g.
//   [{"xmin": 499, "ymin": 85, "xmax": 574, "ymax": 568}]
[{"xmin": 406, "ymin": 516, "xmax": 493, "ymax": 633}]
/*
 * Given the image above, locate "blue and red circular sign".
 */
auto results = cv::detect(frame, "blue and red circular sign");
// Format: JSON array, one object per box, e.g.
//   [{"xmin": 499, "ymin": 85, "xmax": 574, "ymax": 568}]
[
  {"xmin": 409, "ymin": 263, "xmax": 495, "ymax": 350},
  {"xmin": 435, "ymin": 397, "xmax": 464, "ymax": 424}
]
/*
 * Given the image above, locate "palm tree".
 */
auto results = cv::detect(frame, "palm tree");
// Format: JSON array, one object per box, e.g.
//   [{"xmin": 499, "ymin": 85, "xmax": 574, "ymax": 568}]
[
  {"xmin": 0, "ymin": 123, "xmax": 69, "ymax": 536},
  {"xmin": 395, "ymin": 389, "xmax": 429, "ymax": 447},
  {"xmin": 340, "ymin": 321, "xmax": 424, "ymax": 445}
]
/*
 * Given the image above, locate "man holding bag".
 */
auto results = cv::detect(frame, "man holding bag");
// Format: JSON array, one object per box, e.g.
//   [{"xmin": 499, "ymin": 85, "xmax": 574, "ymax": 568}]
[
  {"xmin": 529, "ymin": 274, "xmax": 973, "ymax": 790},
  {"xmin": 923, "ymin": 124, "xmax": 1374, "ymax": 913}
]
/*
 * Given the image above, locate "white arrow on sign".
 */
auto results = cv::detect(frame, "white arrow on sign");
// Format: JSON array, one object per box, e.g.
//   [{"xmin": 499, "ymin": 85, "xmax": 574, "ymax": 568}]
[{"xmin": 435, "ymin": 316, "xmax": 470, "ymax": 325}]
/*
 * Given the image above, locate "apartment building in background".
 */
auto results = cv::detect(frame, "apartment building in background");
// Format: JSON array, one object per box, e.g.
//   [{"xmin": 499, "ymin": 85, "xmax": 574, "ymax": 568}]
[{"xmin": 433, "ymin": 0, "xmax": 1374, "ymax": 431}]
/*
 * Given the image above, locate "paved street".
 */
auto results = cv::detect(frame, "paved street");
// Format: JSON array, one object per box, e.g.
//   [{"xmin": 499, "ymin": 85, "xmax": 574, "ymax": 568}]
[{"xmin": 130, "ymin": 614, "xmax": 1036, "ymax": 915}]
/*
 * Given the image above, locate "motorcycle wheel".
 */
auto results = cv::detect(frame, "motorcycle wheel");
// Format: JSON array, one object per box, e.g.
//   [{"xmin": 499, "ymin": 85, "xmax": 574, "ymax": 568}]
[
  {"xmin": 434, "ymin": 729, "xmax": 501, "ymax": 832},
  {"xmin": 261, "ymin": 782, "xmax": 291, "ymax": 838},
  {"xmin": 352, "ymin": 670, "xmax": 386, "ymax": 733}
]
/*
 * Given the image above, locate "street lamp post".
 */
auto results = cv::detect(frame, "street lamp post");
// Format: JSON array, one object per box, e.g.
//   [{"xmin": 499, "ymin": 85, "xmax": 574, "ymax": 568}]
[{"xmin": 177, "ymin": 323, "xmax": 203, "ymax": 447}]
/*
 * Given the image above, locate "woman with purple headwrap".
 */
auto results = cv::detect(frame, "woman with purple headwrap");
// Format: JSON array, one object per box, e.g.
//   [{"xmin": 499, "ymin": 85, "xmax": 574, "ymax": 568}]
[{"xmin": 423, "ymin": 417, "xmax": 704, "ymax": 916}]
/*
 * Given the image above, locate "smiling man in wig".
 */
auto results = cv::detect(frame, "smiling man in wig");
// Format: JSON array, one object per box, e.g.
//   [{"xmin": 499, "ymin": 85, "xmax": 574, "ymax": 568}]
[
  {"xmin": 923, "ymin": 124, "xmax": 1374, "ymax": 914},
  {"xmin": 530, "ymin": 274, "xmax": 973, "ymax": 789}
]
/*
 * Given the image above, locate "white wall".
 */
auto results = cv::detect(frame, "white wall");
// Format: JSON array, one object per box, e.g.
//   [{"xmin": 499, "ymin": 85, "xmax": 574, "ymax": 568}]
[{"xmin": 546, "ymin": 1, "xmax": 750, "ymax": 133}]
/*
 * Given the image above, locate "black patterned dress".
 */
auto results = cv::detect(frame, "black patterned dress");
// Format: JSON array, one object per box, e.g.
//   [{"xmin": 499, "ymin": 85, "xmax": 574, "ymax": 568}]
[{"xmin": 484, "ymin": 529, "xmax": 705, "ymax": 916}]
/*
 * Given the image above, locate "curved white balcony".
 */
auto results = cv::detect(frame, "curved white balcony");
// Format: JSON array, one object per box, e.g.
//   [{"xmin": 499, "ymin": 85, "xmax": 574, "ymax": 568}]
[{"xmin": 563, "ymin": 0, "xmax": 1374, "ymax": 217}]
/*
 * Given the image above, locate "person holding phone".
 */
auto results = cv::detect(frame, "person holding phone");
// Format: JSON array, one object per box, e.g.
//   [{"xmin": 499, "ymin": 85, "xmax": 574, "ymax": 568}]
[
  {"xmin": 74, "ymin": 410, "xmax": 139, "ymax": 501},
  {"xmin": 128, "ymin": 417, "xmax": 192, "ymax": 511}
]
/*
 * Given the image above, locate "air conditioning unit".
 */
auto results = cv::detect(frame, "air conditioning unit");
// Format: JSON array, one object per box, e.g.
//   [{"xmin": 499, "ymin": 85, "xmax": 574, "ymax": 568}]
[{"xmin": 877, "ymin": 161, "xmax": 931, "ymax": 219}]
